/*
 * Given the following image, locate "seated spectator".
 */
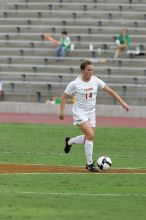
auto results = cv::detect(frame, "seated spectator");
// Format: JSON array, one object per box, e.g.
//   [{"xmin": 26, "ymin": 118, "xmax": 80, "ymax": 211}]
[
  {"xmin": 56, "ymin": 31, "xmax": 71, "ymax": 58},
  {"xmin": 46, "ymin": 95, "xmax": 75, "ymax": 105},
  {"xmin": 46, "ymin": 96, "xmax": 61, "ymax": 105},
  {"xmin": 114, "ymin": 29, "xmax": 131, "ymax": 59}
]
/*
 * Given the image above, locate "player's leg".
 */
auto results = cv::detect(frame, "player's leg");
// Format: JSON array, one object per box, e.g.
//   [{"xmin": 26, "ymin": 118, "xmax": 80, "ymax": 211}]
[
  {"xmin": 79, "ymin": 121, "xmax": 94, "ymax": 140},
  {"xmin": 64, "ymin": 135, "xmax": 85, "ymax": 153},
  {"xmin": 79, "ymin": 122, "xmax": 96, "ymax": 172},
  {"xmin": 82, "ymin": 110, "xmax": 97, "ymax": 171},
  {"xmin": 79, "ymin": 122, "xmax": 95, "ymax": 167},
  {"xmin": 68, "ymin": 135, "xmax": 85, "ymax": 145},
  {"xmin": 64, "ymin": 111, "xmax": 96, "ymax": 171},
  {"xmin": 64, "ymin": 112, "xmax": 87, "ymax": 153},
  {"xmin": 66, "ymin": 110, "xmax": 96, "ymax": 161},
  {"xmin": 79, "ymin": 121, "xmax": 94, "ymax": 163},
  {"xmin": 64, "ymin": 124, "xmax": 92, "ymax": 154}
]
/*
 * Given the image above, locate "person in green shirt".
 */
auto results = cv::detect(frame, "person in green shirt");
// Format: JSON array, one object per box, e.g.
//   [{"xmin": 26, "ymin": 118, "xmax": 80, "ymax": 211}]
[
  {"xmin": 114, "ymin": 29, "xmax": 131, "ymax": 59},
  {"xmin": 56, "ymin": 31, "xmax": 71, "ymax": 58}
]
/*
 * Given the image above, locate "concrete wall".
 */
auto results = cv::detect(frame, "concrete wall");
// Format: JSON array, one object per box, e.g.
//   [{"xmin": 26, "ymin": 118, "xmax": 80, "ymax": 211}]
[{"xmin": 0, "ymin": 102, "xmax": 145, "ymax": 118}]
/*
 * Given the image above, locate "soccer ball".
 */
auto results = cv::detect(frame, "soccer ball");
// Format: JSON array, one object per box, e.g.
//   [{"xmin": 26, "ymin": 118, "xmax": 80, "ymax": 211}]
[{"xmin": 97, "ymin": 156, "xmax": 112, "ymax": 170}]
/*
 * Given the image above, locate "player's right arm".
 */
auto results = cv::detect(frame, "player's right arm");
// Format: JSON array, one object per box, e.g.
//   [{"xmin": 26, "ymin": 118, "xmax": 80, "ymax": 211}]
[
  {"xmin": 58, "ymin": 92, "xmax": 69, "ymax": 120},
  {"xmin": 59, "ymin": 80, "xmax": 76, "ymax": 120}
]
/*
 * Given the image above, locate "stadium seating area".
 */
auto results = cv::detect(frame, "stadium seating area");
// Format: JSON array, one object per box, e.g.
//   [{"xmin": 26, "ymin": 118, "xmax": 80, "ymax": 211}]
[{"xmin": 0, "ymin": 0, "xmax": 146, "ymax": 105}]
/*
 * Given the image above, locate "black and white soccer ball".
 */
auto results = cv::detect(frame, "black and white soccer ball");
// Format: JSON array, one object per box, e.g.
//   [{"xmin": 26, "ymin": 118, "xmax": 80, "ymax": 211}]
[{"xmin": 97, "ymin": 156, "xmax": 112, "ymax": 170}]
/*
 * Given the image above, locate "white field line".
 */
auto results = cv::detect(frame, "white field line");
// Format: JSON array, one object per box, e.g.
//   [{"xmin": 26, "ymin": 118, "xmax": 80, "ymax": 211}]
[
  {"xmin": 0, "ymin": 190, "xmax": 146, "ymax": 197},
  {"xmin": 0, "ymin": 161, "xmax": 83, "ymax": 168},
  {"xmin": 1, "ymin": 151, "xmax": 65, "ymax": 156},
  {"xmin": 1, "ymin": 151, "xmax": 146, "ymax": 158},
  {"xmin": 0, "ymin": 172, "xmax": 146, "ymax": 176}
]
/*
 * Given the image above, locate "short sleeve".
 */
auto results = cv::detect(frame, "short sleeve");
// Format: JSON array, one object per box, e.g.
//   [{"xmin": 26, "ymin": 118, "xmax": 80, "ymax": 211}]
[
  {"xmin": 65, "ymin": 81, "xmax": 76, "ymax": 95},
  {"xmin": 94, "ymin": 76, "xmax": 105, "ymax": 89},
  {"xmin": 98, "ymin": 78, "xmax": 105, "ymax": 89}
]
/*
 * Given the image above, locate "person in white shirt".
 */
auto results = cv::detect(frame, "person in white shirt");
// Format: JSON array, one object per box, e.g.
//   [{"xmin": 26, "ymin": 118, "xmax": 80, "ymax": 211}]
[{"xmin": 59, "ymin": 60, "xmax": 129, "ymax": 172}]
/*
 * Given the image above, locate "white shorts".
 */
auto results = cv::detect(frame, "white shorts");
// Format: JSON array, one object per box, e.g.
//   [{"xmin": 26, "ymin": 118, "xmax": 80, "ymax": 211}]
[{"xmin": 73, "ymin": 110, "xmax": 96, "ymax": 127}]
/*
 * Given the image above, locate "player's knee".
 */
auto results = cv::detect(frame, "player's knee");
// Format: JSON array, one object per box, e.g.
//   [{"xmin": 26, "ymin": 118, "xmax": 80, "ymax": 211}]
[{"xmin": 86, "ymin": 132, "xmax": 94, "ymax": 141}]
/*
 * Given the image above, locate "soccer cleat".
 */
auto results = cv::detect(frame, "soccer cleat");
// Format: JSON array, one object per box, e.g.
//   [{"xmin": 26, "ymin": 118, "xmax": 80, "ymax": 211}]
[
  {"xmin": 86, "ymin": 161, "xmax": 97, "ymax": 172},
  {"xmin": 64, "ymin": 137, "xmax": 72, "ymax": 153}
]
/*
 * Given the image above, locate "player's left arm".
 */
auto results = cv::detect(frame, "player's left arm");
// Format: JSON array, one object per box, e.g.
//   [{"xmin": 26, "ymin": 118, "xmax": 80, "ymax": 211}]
[{"xmin": 102, "ymin": 85, "xmax": 130, "ymax": 111}]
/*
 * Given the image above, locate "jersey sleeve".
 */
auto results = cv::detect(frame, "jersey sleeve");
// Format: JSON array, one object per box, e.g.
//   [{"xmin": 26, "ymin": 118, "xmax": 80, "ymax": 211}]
[
  {"xmin": 95, "ymin": 76, "xmax": 105, "ymax": 89},
  {"xmin": 64, "ymin": 81, "xmax": 76, "ymax": 95}
]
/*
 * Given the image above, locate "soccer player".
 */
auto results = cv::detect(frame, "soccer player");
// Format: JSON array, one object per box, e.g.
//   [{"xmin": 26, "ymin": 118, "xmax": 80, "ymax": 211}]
[{"xmin": 58, "ymin": 60, "xmax": 129, "ymax": 172}]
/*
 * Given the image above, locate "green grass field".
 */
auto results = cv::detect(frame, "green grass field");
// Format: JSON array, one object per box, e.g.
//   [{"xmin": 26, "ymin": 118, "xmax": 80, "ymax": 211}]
[{"xmin": 0, "ymin": 123, "xmax": 146, "ymax": 220}]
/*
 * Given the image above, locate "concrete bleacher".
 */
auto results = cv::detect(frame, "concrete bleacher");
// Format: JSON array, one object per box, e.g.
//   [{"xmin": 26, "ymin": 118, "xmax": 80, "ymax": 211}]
[{"xmin": 0, "ymin": 0, "xmax": 146, "ymax": 105}]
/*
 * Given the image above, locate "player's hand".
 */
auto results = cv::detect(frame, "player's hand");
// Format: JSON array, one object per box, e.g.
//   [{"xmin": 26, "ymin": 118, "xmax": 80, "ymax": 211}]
[
  {"xmin": 58, "ymin": 114, "xmax": 64, "ymax": 120},
  {"xmin": 121, "ymin": 102, "xmax": 129, "ymax": 111}
]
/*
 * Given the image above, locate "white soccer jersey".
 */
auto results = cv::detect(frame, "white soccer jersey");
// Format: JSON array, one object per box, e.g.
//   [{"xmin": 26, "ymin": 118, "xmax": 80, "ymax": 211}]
[{"xmin": 65, "ymin": 75, "xmax": 105, "ymax": 113}]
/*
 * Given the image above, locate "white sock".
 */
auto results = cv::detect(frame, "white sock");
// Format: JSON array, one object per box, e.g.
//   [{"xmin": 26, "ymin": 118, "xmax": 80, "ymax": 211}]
[
  {"xmin": 68, "ymin": 135, "xmax": 85, "ymax": 145},
  {"xmin": 84, "ymin": 139, "xmax": 93, "ymax": 165}
]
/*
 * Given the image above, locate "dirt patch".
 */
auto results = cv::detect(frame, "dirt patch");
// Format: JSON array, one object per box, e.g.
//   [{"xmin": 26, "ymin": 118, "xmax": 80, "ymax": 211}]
[{"xmin": 0, "ymin": 163, "xmax": 146, "ymax": 174}]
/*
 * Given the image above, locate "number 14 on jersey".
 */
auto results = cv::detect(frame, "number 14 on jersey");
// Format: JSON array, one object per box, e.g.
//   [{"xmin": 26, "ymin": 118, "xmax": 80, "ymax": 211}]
[{"xmin": 85, "ymin": 92, "xmax": 92, "ymax": 99}]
